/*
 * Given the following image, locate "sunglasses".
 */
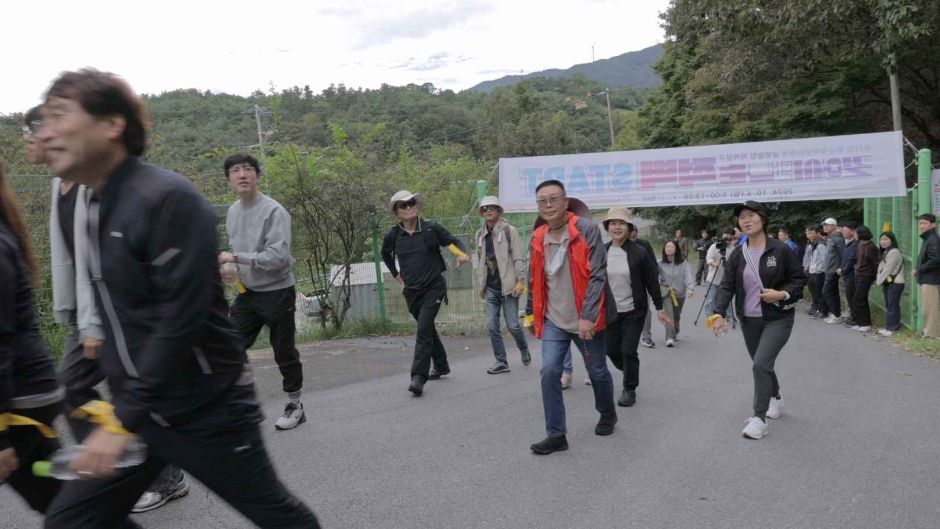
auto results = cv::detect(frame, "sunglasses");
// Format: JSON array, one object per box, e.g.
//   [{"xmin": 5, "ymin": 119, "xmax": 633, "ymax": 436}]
[
  {"xmin": 396, "ymin": 199, "xmax": 417, "ymax": 211},
  {"xmin": 480, "ymin": 205, "xmax": 499, "ymax": 212}
]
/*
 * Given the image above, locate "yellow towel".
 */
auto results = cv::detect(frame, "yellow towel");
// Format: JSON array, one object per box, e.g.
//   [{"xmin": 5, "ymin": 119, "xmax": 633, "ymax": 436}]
[{"xmin": 0, "ymin": 413, "xmax": 57, "ymax": 439}]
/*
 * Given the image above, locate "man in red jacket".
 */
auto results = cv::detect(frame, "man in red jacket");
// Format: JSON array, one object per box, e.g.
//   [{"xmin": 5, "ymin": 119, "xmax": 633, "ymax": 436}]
[{"xmin": 525, "ymin": 179, "xmax": 617, "ymax": 455}]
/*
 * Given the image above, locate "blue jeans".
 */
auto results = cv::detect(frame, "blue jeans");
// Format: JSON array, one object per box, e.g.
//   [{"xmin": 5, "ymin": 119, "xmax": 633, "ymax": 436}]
[
  {"xmin": 539, "ymin": 319, "xmax": 616, "ymax": 438},
  {"xmin": 883, "ymin": 282, "xmax": 904, "ymax": 331},
  {"xmin": 484, "ymin": 288, "xmax": 529, "ymax": 364},
  {"xmin": 704, "ymin": 283, "xmax": 734, "ymax": 320}
]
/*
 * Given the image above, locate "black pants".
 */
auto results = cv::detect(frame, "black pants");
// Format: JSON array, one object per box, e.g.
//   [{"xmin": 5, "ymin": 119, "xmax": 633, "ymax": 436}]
[
  {"xmin": 403, "ymin": 277, "xmax": 449, "ymax": 380},
  {"xmin": 605, "ymin": 310, "xmax": 645, "ymax": 390},
  {"xmin": 822, "ymin": 272, "xmax": 841, "ymax": 317},
  {"xmin": 2, "ymin": 403, "xmax": 61, "ymax": 514},
  {"xmin": 852, "ymin": 275, "xmax": 875, "ymax": 327},
  {"xmin": 808, "ymin": 273, "xmax": 827, "ymax": 314},
  {"xmin": 695, "ymin": 258, "xmax": 707, "ymax": 284},
  {"xmin": 843, "ymin": 273, "xmax": 856, "ymax": 321},
  {"xmin": 59, "ymin": 317, "xmax": 105, "ymax": 441},
  {"xmin": 45, "ymin": 384, "xmax": 319, "ymax": 529},
  {"xmin": 740, "ymin": 316, "xmax": 793, "ymax": 420},
  {"xmin": 883, "ymin": 282, "xmax": 905, "ymax": 331},
  {"xmin": 230, "ymin": 286, "xmax": 303, "ymax": 393}
]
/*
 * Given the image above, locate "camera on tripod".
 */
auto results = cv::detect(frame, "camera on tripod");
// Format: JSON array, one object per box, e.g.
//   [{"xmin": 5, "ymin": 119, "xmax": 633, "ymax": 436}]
[{"xmin": 712, "ymin": 235, "xmax": 733, "ymax": 257}]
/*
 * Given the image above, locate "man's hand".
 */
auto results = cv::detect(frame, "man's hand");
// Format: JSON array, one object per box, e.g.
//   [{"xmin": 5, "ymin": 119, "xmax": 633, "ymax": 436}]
[
  {"xmin": 758, "ymin": 289, "xmax": 788, "ymax": 304},
  {"xmin": 455, "ymin": 253, "xmax": 469, "ymax": 269},
  {"xmin": 710, "ymin": 315, "xmax": 728, "ymax": 336},
  {"xmin": 0, "ymin": 447, "xmax": 19, "ymax": 481},
  {"xmin": 218, "ymin": 251, "xmax": 235, "ymax": 264},
  {"xmin": 68, "ymin": 427, "xmax": 135, "ymax": 479},
  {"xmin": 687, "ymin": 291, "xmax": 694, "ymax": 299},
  {"xmin": 82, "ymin": 337, "xmax": 103, "ymax": 360},
  {"xmin": 657, "ymin": 310, "xmax": 674, "ymax": 329},
  {"xmin": 577, "ymin": 319, "xmax": 596, "ymax": 340},
  {"xmin": 511, "ymin": 283, "xmax": 524, "ymax": 297},
  {"xmin": 394, "ymin": 275, "xmax": 404, "ymax": 287}
]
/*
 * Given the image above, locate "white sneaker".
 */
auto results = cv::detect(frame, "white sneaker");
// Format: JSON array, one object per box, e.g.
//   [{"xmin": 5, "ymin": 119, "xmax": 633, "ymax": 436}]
[
  {"xmin": 275, "ymin": 401, "xmax": 306, "ymax": 430},
  {"xmin": 584, "ymin": 376, "xmax": 592, "ymax": 385},
  {"xmin": 766, "ymin": 397, "xmax": 783, "ymax": 419},
  {"xmin": 857, "ymin": 326, "xmax": 871, "ymax": 332},
  {"xmin": 880, "ymin": 329, "xmax": 894, "ymax": 336},
  {"xmin": 742, "ymin": 417, "xmax": 768, "ymax": 439},
  {"xmin": 849, "ymin": 325, "xmax": 860, "ymax": 331},
  {"xmin": 666, "ymin": 339, "xmax": 675, "ymax": 348},
  {"xmin": 824, "ymin": 315, "xmax": 840, "ymax": 324},
  {"xmin": 560, "ymin": 372, "xmax": 572, "ymax": 389}
]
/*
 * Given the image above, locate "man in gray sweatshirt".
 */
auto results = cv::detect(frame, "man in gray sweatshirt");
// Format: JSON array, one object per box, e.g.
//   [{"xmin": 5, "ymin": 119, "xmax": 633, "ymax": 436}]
[{"xmin": 219, "ymin": 153, "xmax": 304, "ymax": 430}]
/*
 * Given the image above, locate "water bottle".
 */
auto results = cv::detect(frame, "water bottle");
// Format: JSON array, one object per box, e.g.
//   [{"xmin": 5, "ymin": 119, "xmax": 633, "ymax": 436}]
[{"xmin": 32, "ymin": 437, "xmax": 147, "ymax": 479}]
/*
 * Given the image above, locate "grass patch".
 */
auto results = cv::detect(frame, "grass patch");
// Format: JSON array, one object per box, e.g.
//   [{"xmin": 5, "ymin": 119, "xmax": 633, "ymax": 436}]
[{"xmin": 889, "ymin": 331, "xmax": 940, "ymax": 360}]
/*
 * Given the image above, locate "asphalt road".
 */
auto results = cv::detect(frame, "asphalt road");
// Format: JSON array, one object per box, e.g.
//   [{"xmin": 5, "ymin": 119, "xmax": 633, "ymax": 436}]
[{"xmin": 4, "ymin": 307, "xmax": 940, "ymax": 528}]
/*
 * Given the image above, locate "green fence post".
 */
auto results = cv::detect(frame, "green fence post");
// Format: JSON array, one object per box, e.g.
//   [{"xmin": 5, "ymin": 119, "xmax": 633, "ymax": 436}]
[
  {"xmin": 914, "ymin": 149, "xmax": 933, "ymax": 332},
  {"xmin": 369, "ymin": 212, "xmax": 387, "ymax": 322}
]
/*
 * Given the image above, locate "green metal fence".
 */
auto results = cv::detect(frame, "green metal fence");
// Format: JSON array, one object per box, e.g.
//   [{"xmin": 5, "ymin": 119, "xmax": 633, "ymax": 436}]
[{"xmin": 863, "ymin": 148, "xmax": 933, "ymax": 332}]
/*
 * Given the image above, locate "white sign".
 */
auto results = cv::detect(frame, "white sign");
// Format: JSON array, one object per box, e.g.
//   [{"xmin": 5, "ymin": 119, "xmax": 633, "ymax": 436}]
[
  {"xmin": 932, "ymin": 169, "xmax": 940, "ymax": 215},
  {"xmin": 498, "ymin": 131, "xmax": 906, "ymax": 212}
]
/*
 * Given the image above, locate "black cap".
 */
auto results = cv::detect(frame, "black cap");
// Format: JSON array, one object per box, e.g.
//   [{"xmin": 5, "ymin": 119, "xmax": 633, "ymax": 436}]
[{"xmin": 733, "ymin": 200, "xmax": 769, "ymax": 218}]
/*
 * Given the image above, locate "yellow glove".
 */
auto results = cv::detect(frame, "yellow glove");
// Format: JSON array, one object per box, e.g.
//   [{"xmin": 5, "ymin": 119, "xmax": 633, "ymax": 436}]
[
  {"xmin": 705, "ymin": 314, "xmax": 723, "ymax": 329},
  {"xmin": 72, "ymin": 400, "xmax": 133, "ymax": 436}
]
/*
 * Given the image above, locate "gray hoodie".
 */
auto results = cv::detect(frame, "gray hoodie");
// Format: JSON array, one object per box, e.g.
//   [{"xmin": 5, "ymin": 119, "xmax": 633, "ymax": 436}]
[{"xmin": 226, "ymin": 193, "xmax": 295, "ymax": 291}]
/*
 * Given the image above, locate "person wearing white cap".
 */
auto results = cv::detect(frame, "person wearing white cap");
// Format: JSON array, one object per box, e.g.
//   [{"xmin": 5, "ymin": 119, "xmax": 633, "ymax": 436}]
[
  {"xmin": 821, "ymin": 217, "xmax": 844, "ymax": 324},
  {"xmin": 474, "ymin": 196, "xmax": 530, "ymax": 374},
  {"xmin": 381, "ymin": 190, "xmax": 469, "ymax": 397}
]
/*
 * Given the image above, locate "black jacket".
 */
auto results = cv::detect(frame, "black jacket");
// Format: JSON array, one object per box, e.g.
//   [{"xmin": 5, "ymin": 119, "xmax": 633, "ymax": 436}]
[
  {"xmin": 606, "ymin": 239, "xmax": 664, "ymax": 315},
  {"xmin": 714, "ymin": 237, "xmax": 807, "ymax": 321},
  {"xmin": 917, "ymin": 230, "xmax": 940, "ymax": 285},
  {"xmin": 89, "ymin": 157, "xmax": 251, "ymax": 433},
  {"xmin": 0, "ymin": 221, "xmax": 59, "ymax": 450},
  {"xmin": 381, "ymin": 218, "xmax": 467, "ymax": 291}
]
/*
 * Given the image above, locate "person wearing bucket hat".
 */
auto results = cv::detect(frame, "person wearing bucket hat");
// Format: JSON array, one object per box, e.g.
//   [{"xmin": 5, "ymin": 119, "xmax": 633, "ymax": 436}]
[
  {"xmin": 603, "ymin": 206, "xmax": 670, "ymax": 408},
  {"xmin": 524, "ymin": 180, "xmax": 618, "ymax": 455},
  {"xmin": 710, "ymin": 201, "xmax": 806, "ymax": 440},
  {"xmin": 381, "ymin": 190, "xmax": 469, "ymax": 397},
  {"xmin": 474, "ymin": 196, "xmax": 530, "ymax": 374}
]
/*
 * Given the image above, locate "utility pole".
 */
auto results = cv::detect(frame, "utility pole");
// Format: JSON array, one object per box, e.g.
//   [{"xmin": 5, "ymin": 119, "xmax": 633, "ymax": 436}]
[
  {"xmin": 253, "ymin": 104, "xmax": 267, "ymax": 169},
  {"xmin": 591, "ymin": 43, "xmax": 595, "ymax": 62},
  {"xmin": 603, "ymin": 88, "xmax": 615, "ymax": 148}
]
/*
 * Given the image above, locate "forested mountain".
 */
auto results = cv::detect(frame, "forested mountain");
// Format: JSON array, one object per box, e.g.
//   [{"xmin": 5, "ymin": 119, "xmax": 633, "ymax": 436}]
[{"xmin": 470, "ymin": 44, "xmax": 664, "ymax": 93}]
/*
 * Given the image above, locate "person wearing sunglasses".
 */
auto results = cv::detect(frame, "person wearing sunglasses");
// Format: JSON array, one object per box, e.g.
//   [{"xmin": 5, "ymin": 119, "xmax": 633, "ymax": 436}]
[
  {"xmin": 474, "ymin": 196, "xmax": 530, "ymax": 375},
  {"xmin": 381, "ymin": 190, "xmax": 469, "ymax": 397}
]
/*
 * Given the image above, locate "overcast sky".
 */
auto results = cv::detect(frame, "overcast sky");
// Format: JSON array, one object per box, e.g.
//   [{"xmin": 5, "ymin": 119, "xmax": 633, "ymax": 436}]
[{"xmin": 1, "ymin": 0, "xmax": 669, "ymax": 115}]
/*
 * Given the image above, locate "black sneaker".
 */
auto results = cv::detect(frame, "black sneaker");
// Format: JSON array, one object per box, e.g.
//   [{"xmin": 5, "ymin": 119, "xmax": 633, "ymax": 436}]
[
  {"xmin": 408, "ymin": 375, "xmax": 425, "ymax": 396},
  {"xmin": 617, "ymin": 389, "xmax": 636, "ymax": 407},
  {"xmin": 595, "ymin": 414, "xmax": 618, "ymax": 436},
  {"xmin": 520, "ymin": 349, "xmax": 531, "ymax": 367},
  {"xmin": 530, "ymin": 436, "xmax": 568, "ymax": 455},
  {"xmin": 428, "ymin": 366, "xmax": 450, "ymax": 380},
  {"xmin": 486, "ymin": 362, "xmax": 510, "ymax": 374}
]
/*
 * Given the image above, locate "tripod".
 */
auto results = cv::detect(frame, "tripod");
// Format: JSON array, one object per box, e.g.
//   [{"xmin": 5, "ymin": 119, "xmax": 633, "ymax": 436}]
[{"xmin": 694, "ymin": 255, "xmax": 737, "ymax": 328}]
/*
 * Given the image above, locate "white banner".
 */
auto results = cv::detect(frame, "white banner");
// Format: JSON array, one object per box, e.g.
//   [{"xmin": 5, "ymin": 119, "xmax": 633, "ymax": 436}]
[
  {"xmin": 932, "ymin": 169, "xmax": 940, "ymax": 215},
  {"xmin": 498, "ymin": 131, "xmax": 905, "ymax": 212}
]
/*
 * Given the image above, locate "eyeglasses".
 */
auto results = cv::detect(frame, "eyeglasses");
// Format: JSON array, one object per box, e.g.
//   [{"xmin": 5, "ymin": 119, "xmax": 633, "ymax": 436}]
[
  {"xmin": 21, "ymin": 120, "xmax": 43, "ymax": 138},
  {"xmin": 535, "ymin": 195, "xmax": 565, "ymax": 208},
  {"xmin": 396, "ymin": 199, "xmax": 417, "ymax": 211},
  {"xmin": 480, "ymin": 205, "xmax": 499, "ymax": 212}
]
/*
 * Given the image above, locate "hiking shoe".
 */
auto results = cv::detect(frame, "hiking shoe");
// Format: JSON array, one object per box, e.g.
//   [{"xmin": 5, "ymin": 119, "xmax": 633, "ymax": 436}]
[
  {"xmin": 486, "ymin": 362, "xmax": 510, "ymax": 374},
  {"xmin": 530, "ymin": 436, "xmax": 568, "ymax": 455},
  {"xmin": 132, "ymin": 473, "xmax": 190, "ymax": 513},
  {"xmin": 666, "ymin": 339, "xmax": 675, "ymax": 348},
  {"xmin": 824, "ymin": 315, "xmax": 840, "ymax": 325},
  {"xmin": 640, "ymin": 337, "xmax": 655, "ymax": 348},
  {"xmin": 584, "ymin": 376, "xmax": 592, "ymax": 386},
  {"xmin": 856, "ymin": 326, "xmax": 871, "ymax": 332},
  {"xmin": 766, "ymin": 396, "xmax": 783, "ymax": 419},
  {"xmin": 428, "ymin": 366, "xmax": 450, "ymax": 380},
  {"xmin": 617, "ymin": 389, "xmax": 636, "ymax": 407},
  {"xmin": 408, "ymin": 375, "xmax": 426, "ymax": 396},
  {"xmin": 742, "ymin": 417, "xmax": 768, "ymax": 439},
  {"xmin": 594, "ymin": 414, "xmax": 618, "ymax": 436},
  {"xmin": 275, "ymin": 402, "xmax": 306, "ymax": 430},
  {"xmin": 560, "ymin": 372, "xmax": 572, "ymax": 389},
  {"xmin": 810, "ymin": 311, "xmax": 824, "ymax": 319},
  {"xmin": 520, "ymin": 349, "xmax": 531, "ymax": 367}
]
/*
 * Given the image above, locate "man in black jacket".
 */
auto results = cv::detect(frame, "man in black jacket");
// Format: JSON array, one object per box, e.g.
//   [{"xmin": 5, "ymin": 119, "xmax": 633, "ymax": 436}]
[
  {"xmin": 381, "ymin": 190, "xmax": 469, "ymax": 397},
  {"xmin": 915, "ymin": 213, "xmax": 940, "ymax": 338},
  {"xmin": 695, "ymin": 229, "xmax": 710, "ymax": 285},
  {"xmin": 38, "ymin": 69, "xmax": 319, "ymax": 528}
]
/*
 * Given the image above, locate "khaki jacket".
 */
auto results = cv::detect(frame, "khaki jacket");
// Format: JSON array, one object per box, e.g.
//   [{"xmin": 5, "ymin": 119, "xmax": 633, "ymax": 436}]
[{"xmin": 475, "ymin": 218, "xmax": 526, "ymax": 297}]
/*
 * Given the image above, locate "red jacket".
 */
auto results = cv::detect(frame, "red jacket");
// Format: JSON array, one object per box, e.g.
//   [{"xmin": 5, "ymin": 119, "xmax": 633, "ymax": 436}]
[{"xmin": 527, "ymin": 212, "xmax": 611, "ymax": 338}]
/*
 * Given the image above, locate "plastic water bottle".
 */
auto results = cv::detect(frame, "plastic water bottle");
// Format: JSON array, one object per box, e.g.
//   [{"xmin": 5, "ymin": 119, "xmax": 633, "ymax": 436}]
[{"xmin": 32, "ymin": 437, "xmax": 147, "ymax": 479}]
